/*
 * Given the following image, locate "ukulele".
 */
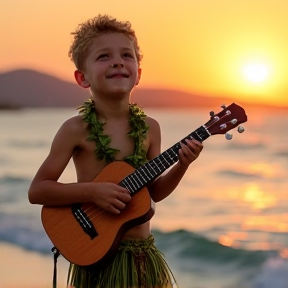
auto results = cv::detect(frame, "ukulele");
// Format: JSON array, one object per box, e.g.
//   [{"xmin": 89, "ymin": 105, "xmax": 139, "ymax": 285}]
[{"xmin": 41, "ymin": 103, "xmax": 247, "ymax": 267}]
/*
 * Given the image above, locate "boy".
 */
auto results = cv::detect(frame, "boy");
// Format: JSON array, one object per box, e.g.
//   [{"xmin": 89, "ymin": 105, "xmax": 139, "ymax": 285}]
[{"xmin": 28, "ymin": 14, "xmax": 203, "ymax": 288}]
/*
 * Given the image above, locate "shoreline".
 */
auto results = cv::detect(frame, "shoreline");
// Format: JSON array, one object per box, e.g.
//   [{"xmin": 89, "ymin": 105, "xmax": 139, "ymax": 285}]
[{"xmin": 0, "ymin": 242, "xmax": 69, "ymax": 288}]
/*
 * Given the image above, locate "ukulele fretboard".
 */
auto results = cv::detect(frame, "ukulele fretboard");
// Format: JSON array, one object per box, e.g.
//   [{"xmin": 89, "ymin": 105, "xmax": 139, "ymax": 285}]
[{"xmin": 119, "ymin": 125, "xmax": 210, "ymax": 194}]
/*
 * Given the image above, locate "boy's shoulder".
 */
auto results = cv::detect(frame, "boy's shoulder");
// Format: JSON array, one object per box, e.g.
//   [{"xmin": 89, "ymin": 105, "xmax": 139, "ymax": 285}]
[
  {"xmin": 144, "ymin": 115, "xmax": 160, "ymax": 136},
  {"xmin": 59, "ymin": 114, "xmax": 88, "ymax": 135},
  {"xmin": 145, "ymin": 115, "xmax": 160, "ymax": 128}
]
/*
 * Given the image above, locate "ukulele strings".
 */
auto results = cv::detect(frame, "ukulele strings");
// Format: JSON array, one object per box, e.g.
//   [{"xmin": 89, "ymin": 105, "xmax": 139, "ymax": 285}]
[{"xmin": 83, "ymin": 204, "xmax": 105, "ymax": 220}]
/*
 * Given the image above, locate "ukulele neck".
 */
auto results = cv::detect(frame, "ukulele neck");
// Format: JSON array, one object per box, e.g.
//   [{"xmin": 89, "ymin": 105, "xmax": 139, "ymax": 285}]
[{"xmin": 119, "ymin": 125, "xmax": 210, "ymax": 195}]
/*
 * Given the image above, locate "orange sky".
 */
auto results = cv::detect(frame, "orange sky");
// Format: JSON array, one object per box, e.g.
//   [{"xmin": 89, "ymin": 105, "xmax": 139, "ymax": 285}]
[{"xmin": 1, "ymin": 0, "xmax": 288, "ymax": 107}]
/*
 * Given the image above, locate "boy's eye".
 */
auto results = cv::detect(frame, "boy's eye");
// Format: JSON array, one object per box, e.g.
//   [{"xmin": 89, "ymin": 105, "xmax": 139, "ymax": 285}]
[
  {"xmin": 97, "ymin": 54, "xmax": 109, "ymax": 60},
  {"xmin": 123, "ymin": 53, "xmax": 134, "ymax": 59}
]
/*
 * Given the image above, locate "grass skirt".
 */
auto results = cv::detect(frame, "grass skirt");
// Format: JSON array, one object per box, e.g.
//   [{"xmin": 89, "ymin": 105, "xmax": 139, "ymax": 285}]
[{"xmin": 67, "ymin": 235, "xmax": 177, "ymax": 288}]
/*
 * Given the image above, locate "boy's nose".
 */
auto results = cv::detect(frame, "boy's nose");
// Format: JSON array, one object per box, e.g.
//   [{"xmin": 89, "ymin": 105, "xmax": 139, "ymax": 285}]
[{"xmin": 110, "ymin": 63, "xmax": 124, "ymax": 68}]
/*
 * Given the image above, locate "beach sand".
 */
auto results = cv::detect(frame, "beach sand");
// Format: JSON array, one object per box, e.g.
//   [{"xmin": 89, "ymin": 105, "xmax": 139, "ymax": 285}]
[{"xmin": 0, "ymin": 242, "xmax": 69, "ymax": 288}]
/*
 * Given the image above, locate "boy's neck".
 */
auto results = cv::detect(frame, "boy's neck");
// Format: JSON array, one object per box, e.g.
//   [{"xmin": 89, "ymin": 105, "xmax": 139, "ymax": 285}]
[{"xmin": 92, "ymin": 97, "xmax": 130, "ymax": 122}]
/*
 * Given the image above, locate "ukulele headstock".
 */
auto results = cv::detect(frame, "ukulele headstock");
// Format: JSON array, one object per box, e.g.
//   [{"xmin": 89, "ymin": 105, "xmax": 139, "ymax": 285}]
[{"xmin": 205, "ymin": 103, "xmax": 248, "ymax": 140}]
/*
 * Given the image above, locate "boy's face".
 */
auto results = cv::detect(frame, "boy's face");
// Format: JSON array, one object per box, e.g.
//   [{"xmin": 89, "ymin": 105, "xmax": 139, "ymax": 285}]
[{"xmin": 76, "ymin": 33, "xmax": 141, "ymax": 98}]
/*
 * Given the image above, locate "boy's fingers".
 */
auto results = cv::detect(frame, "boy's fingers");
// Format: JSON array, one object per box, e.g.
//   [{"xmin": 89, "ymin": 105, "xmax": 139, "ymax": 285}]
[{"xmin": 118, "ymin": 191, "xmax": 131, "ymax": 202}]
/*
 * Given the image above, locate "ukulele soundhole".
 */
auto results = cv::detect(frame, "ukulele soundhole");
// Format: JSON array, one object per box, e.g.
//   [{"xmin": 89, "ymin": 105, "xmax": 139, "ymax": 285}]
[{"xmin": 72, "ymin": 204, "xmax": 98, "ymax": 239}]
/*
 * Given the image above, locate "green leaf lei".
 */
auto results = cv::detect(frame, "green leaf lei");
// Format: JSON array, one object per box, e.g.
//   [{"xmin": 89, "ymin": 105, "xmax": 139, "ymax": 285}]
[{"xmin": 77, "ymin": 98, "xmax": 149, "ymax": 168}]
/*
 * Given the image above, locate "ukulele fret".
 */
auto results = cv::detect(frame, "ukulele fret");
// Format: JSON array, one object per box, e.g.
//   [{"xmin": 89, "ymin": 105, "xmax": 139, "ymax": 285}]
[
  {"xmin": 149, "ymin": 159, "xmax": 163, "ymax": 173},
  {"xmin": 146, "ymin": 161, "xmax": 160, "ymax": 175},
  {"xmin": 123, "ymin": 176, "xmax": 138, "ymax": 192},
  {"xmin": 159, "ymin": 154, "xmax": 171, "ymax": 167},
  {"xmin": 129, "ymin": 174, "xmax": 142, "ymax": 189},
  {"xmin": 133, "ymin": 170, "xmax": 146, "ymax": 186},
  {"xmin": 138, "ymin": 165, "xmax": 153, "ymax": 181},
  {"xmin": 120, "ymin": 180, "xmax": 132, "ymax": 191},
  {"xmin": 164, "ymin": 149, "xmax": 178, "ymax": 163},
  {"xmin": 190, "ymin": 126, "xmax": 210, "ymax": 142}
]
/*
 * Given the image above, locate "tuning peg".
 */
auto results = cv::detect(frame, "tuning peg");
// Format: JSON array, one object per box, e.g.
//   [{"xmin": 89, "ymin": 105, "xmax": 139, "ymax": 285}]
[
  {"xmin": 237, "ymin": 126, "xmax": 245, "ymax": 133},
  {"xmin": 221, "ymin": 104, "xmax": 226, "ymax": 109},
  {"xmin": 225, "ymin": 132, "xmax": 233, "ymax": 140},
  {"xmin": 220, "ymin": 124, "xmax": 227, "ymax": 129},
  {"xmin": 230, "ymin": 119, "xmax": 237, "ymax": 124},
  {"xmin": 209, "ymin": 111, "xmax": 215, "ymax": 118}
]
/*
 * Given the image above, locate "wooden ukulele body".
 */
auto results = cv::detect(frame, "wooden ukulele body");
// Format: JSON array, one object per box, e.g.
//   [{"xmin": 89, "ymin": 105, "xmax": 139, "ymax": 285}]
[{"xmin": 42, "ymin": 161, "xmax": 155, "ymax": 267}]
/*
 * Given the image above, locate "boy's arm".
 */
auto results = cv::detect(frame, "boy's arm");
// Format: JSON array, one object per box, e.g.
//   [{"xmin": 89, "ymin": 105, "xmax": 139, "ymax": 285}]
[
  {"xmin": 146, "ymin": 117, "xmax": 203, "ymax": 203},
  {"xmin": 28, "ymin": 117, "xmax": 88, "ymax": 205},
  {"xmin": 28, "ymin": 117, "xmax": 130, "ymax": 214}
]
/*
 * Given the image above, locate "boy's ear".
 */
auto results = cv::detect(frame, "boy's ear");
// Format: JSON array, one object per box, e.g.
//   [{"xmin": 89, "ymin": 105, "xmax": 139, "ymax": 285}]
[
  {"xmin": 74, "ymin": 70, "xmax": 90, "ymax": 88},
  {"xmin": 135, "ymin": 67, "xmax": 142, "ymax": 86}
]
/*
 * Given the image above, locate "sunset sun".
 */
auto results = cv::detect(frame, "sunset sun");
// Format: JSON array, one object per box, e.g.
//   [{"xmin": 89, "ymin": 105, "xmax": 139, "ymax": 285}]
[{"xmin": 242, "ymin": 63, "xmax": 269, "ymax": 83}]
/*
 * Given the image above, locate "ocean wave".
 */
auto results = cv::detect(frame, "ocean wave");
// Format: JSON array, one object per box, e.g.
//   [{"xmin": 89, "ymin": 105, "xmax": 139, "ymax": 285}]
[
  {"xmin": 0, "ymin": 175, "xmax": 31, "ymax": 184},
  {"xmin": 4, "ymin": 139, "xmax": 48, "ymax": 148},
  {"xmin": 0, "ymin": 175, "xmax": 31, "ymax": 204},
  {"xmin": 217, "ymin": 169, "xmax": 262, "ymax": 179},
  {"xmin": 153, "ymin": 229, "xmax": 269, "ymax": 267},
  {"xmin": 0, "ymin": 212, "xmax": 52, "ymax": 254},
  {"xmin": 154, "ymin": 230, "xmax": 288, "ymax": 288},
  {"xmin": 224, "ymin": 142, "xmax": 266, "ymax": 150},
  {"xmin": 252, "ymin": 257, "xmax": 288, "ymax": 288},
  {"xmin": 0, "ymin": 221, "xmax": 271, "ymax": 266},
  {"xmin": 275, "ymin": 150, "xmax": 288, "ymax": 157}
]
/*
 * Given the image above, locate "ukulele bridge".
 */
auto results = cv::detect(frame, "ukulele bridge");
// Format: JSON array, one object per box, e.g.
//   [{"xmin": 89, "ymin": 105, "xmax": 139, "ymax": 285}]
[{"xmin": 72, "ymin": 204, "xmax": 98, "ymax": 239}]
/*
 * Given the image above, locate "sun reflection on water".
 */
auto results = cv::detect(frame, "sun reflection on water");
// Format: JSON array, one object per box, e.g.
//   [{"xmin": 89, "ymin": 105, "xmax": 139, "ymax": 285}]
[
  {"xmin": 242, "ymin": 183, "xmax": 277, "ymax": 210},
  {"xmin": 242, "ymin": 214, "xmax": 288, "ymax": 233},
  {"xmin": 228, "ymin": 182, "xmax": 278, "ymax": 211},
  {"xmin": 223, "ymin": 182, "xmax": 288, "ymax": 251},
  {"xmin": 219, "ymin": 235, "xmax": 234, "ymax": 247}
]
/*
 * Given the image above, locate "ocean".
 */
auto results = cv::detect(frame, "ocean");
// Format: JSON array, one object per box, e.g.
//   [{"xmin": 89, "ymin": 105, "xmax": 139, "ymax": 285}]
[{"xmin": 0, "ymin": 106, "xmax": 288, "ymax": 288}]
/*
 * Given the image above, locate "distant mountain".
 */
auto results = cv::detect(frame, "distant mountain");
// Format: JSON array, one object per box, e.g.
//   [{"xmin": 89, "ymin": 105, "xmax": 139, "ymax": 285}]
[
  {"xmin": 0, "ymin": 69, "xmax": 87, "ymax": 108},
  {"xmin": 0, "ymin": 69, "xmax": 285, "ymax": 110}
]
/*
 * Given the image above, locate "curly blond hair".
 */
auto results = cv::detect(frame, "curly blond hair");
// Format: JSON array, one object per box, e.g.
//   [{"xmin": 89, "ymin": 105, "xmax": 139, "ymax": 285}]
[{"xmin": 68, "ymin": 14, "xmax": 143, "ymax": 70}]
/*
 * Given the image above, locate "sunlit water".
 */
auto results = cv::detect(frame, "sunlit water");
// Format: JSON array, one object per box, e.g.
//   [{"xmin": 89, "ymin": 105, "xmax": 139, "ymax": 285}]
[{"xmin": 1, "ymin": 107, "xmax": 287, "ymax": 288}]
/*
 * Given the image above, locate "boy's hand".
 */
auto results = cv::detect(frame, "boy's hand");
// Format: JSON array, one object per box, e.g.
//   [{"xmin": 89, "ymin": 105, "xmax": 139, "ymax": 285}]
[
  {"xmin": 178, "ymin": 139, "xmax": 203, "ymax": 167},
  {"xmin": 90, "ymin": 183, "xmax": 131, "ymax": 214}
]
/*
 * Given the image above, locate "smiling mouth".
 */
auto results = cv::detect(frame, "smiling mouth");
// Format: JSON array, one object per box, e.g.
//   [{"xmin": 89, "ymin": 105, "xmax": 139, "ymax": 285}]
[{"xmin": 106, "ymin": 73, "xmax": 129, "ymax": 78}]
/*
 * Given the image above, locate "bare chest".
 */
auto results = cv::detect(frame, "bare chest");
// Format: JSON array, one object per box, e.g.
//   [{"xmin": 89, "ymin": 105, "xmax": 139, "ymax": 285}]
[
  {"xmin": 73, "ymin": 123, "xmax": 138, "ymax": 181},
  {"xmin": 104, "ymin": 121, "xmax": 136, "ymax": 160}
]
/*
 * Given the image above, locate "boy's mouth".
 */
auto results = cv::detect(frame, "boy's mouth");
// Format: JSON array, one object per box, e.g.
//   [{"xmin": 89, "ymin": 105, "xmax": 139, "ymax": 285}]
[{"xmin": 106, "ymin": 73, "xmax": 129, "ymax": 78}]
